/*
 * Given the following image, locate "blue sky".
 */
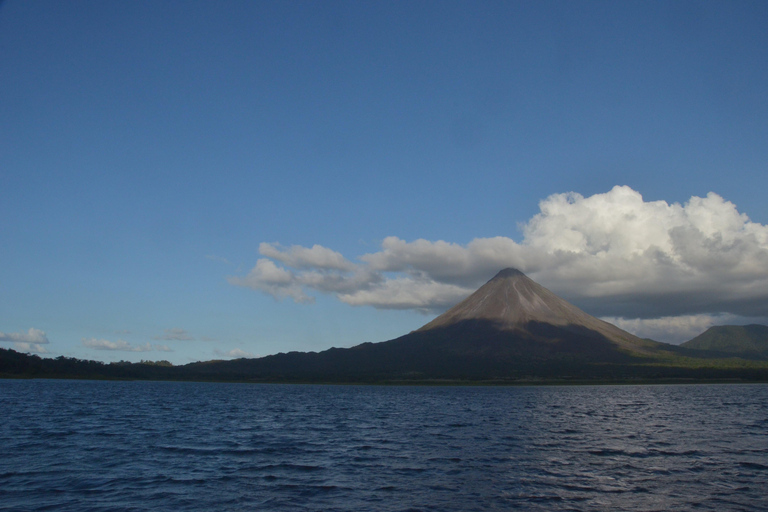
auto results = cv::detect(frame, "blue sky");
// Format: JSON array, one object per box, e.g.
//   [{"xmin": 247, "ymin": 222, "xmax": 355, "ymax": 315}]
[{"xmin": 2, "ymin": 0, "xmax": 768, "ymax": 363}]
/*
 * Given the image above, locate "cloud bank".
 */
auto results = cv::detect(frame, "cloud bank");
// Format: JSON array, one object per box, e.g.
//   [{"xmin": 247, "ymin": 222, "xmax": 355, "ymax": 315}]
[
  {"xmin": 82, "ymin": 338, "xmax": 172, "ymax": 352},
  {"xmin": 0, "ymin": 328, "xmax": 51, "ymax": 354},
  {"xmin": 0, "ymin": 328, "xmax": 49, "ymax": 344},
  {"xmin": 13, "ymin": 342, "xmax": 50, "ymax": 354},
  {"xmin": 600, "ymin": 314, "xmax": 742, "ymax": 345},
  {"xmin": 230, "ymin": 186, "xmax": 768, "ymax": 341}
]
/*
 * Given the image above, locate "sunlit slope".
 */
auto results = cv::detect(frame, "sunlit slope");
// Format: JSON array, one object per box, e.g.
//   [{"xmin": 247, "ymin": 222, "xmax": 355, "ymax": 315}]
[{"xmin": 417, "ymin": 268, "xmax": 658, "ymax": 356}]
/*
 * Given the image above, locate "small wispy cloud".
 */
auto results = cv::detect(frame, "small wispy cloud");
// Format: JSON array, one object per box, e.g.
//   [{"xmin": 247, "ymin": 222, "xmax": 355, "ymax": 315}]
[
  {"xmin": 153, "ymin": 328, "xmax": 194, "ymax": 341},
  {"xmin": 82, "ymin": 338, "xmax": 171, "ymax": 352},
  {"xmin": 83, "ymin": 338, "xmax": 152, "ymax": 352},
  {"xmin": 602, "ymin": 313, "xmax": 768, "ymax": 344},
  {"xmin": 214, "ymin": 348, "xmax": 255, "ymax": 359},
  {"xmin": 259, "ymin": 242, "xmax": 355, "ymax": 271},
  {"xmin": 206, "ymin": 254, "xmax": 233, "ymax": 265},
  {"xmin": 602, "ymin": 314, "xmax": 727, "ymax": 344},
  {"xmin": 0, "ymin": 328, "xmax": 49, "ymax": 344}
]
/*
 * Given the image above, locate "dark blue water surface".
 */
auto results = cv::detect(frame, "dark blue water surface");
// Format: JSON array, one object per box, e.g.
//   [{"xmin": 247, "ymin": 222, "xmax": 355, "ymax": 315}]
[{"xmin": 1, "ymin": 380, "xmax": 767, "ymax": 511}]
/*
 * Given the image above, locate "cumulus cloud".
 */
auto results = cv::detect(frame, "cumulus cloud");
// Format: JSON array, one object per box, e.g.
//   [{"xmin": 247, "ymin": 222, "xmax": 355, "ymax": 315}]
[
  {"xmin": 230, "ymin": 186, "xmax": 768, "ymax": 338},
  {"xmin": 14, "ymin": 342, "xmax": 49, "ymax": 354},
  {"xmin": 82, "ymin": 338, "xmax": 170, "ymax": 352},
  {"xmin": 214, "ymin": 348, "xmax": 256, "ymax": 359},
  {"xmin": 154, "ymin": 328, "xmax": 194, "ymax": 341},
  {"xmin": 229, "ymin": 258, "xmax": 314, "ymax": 303},
  {"xmin": 523, "ymin": 188, "xmax": 768, "ymax": 298},
  {"xmin": 259, "ymin": 242, "xmax": 354, "ymax": 271},
  {"xmin": 338, "ymin": 277, "xmax": 471, "ymax": 311},
  {"xmin": 0, "ymin": 328, "xmax": 49, "ymax": 344}
]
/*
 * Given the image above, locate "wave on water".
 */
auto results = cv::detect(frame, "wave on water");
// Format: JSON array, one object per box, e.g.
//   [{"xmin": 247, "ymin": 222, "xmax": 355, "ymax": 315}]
[{"xmin": 1, "ymin": 381, "xmax": 767, "ymax": 511}]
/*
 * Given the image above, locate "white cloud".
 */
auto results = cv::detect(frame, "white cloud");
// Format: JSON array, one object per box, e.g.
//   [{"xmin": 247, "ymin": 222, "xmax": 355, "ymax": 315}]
[
  {"xmin": 602, "ymin": 313, "xmax": 768, "ymax": 345},
  {"xmin": 0, "ymin": 328, "xmax": 49, "ymax": 344},
  {"xmin": 228, "ymin": 258, "xmax": 314, "ymax": 303},
  {"xmin": 230, "ymin": 186, "xmax": 768, "ymax": 340},
  {"xmin": 338, "ymin": 277, "xmax": 472, "ymax": 312},
  {"xmin": 83, "ymin": 338, "xmax": 151, "ymax": 351},
  {"xmin": 82, "ymin": 338, "xmax": 169, "ymax": 352},
  {"xmin": 154, "ymin": 328, "xmax": 194, "ymax": 341},
  {"xmin": 259, "ymin": 242, "xmax": 355, "ymax": 271},
  {"xmin": 601, "ymin": 314, "xmax": 729, "ymax": 344},
  {"xmin": 13, "ymin": 342, "xmax": 49, "ymax": 354},
  {"xmin": 214, "ymin": 348, "xmax": 255, "ymax": 359}
]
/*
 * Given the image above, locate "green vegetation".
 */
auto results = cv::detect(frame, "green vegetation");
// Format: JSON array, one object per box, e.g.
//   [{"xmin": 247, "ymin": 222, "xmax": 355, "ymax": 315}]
[
  {"xmin": 681, "ymin": 325, "xmax": 768, "ymax": 358},
  {"xmin": 3, "ymin": 344, "xmax": 768, "ymax": 384}
]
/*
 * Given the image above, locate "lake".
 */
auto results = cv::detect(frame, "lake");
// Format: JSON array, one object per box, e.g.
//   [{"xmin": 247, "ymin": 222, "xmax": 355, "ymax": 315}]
[{"xmin": 1, "ymin": 380, "xmax": 766, "ymax": 511}]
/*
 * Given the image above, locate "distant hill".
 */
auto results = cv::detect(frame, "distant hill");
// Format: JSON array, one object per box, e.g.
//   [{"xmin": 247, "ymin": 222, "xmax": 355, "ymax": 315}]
[
  {"xmin": 681, "ymin": 325, "xmax": 768, "ymax": 358},
  {"xmin": 4, "ymin": 270, "xmax": 768, "ymax": 383}
]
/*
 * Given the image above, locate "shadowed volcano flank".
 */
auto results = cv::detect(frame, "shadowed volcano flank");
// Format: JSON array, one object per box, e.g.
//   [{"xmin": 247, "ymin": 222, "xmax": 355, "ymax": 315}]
[{"xmin": 418, "ymin": 268, "xmax": 648, "ymax": 353}]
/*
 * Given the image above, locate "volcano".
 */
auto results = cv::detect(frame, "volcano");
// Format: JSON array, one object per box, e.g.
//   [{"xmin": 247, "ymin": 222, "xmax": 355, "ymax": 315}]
[
  {"xmin": 416, "ymin": 268, "xmax": 652, "ymax": 354},
  {"xmin": 190, "ymin": 269, "xmax": 667, "ymax": 381},
  {"xmin": 7, "ymin": 268, "xmax": 768, "ymax": 382}
]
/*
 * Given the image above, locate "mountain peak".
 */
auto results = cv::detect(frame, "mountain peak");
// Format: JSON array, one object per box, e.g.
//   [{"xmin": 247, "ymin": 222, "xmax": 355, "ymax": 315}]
[
  {"xmin": 419, "ymin": 268, "xmax": 569, "ymax": 331},
  {"xmin": 417, "ymin": 268, "xmax": 648, "ymax": 352},
  {"xmin": 491, "ymin": 268, "xmax": 526, "ymax": 280}
]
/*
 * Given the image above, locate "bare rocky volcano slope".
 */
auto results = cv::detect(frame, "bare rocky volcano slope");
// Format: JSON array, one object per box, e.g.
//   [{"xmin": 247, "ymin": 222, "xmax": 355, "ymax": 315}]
[{"xmin": 418, "ymin": 268, "xmax": 654, "ymax": 354}]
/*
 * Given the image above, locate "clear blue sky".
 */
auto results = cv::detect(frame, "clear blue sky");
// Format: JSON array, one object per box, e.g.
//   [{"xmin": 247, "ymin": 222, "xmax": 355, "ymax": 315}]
[{"xmin": 2, "ymin": 0, "xmax": 768, "ymax": 363}]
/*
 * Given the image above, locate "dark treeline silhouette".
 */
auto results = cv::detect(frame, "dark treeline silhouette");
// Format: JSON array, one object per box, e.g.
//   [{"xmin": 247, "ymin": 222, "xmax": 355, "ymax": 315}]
[
  {"xmin": 0, "ymin": 349, "xmax": 177, "ymax": 381},
  {"xmin": 3, "ymin": 346, "xmax": 768, "ymax": 384}
]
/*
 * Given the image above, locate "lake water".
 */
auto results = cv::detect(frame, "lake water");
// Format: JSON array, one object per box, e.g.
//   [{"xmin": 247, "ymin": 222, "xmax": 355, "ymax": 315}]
[{"xmin": 1, "ymin": 380, "xmax": 766, "ymax": 511}]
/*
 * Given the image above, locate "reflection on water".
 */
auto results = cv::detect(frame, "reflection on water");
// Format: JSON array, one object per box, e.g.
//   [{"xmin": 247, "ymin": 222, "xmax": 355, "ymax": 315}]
[{"xmin": 1, "ymin": 380, "xmax": 766, "ymax": 511}]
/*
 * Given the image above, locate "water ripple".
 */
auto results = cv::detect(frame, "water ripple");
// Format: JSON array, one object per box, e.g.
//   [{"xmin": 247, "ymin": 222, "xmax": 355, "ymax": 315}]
[{"xmin": 1, "ymin": 381, "xmax": 767, "ymax": 511}]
